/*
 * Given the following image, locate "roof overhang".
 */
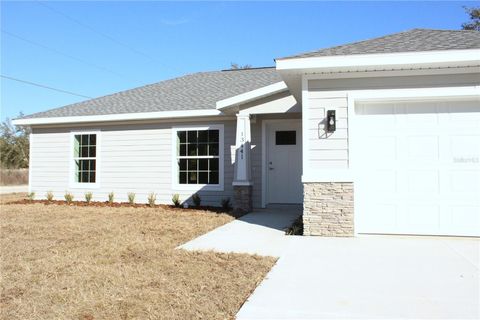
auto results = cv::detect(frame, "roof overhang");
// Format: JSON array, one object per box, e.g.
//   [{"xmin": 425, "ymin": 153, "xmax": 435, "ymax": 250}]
[
  {"xmin": 276, "ymin": 49, "xmax": 480, "ymax": 73},
  {"xmin": 12, "ymin": 109, "xmax": 225, "ymax": 126},
  {"xmin": 216, "ymin": 81, "xmax": 288, "ymax": 110}
]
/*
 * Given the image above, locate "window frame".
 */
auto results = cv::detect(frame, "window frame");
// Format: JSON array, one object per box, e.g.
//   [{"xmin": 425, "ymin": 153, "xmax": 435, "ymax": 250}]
[
  {"xmin": 69, "ymin": 130, "xmax": 101, "ymax": 189},
  {"xmin": 171, "ymin": 124, "xmax": 224, "ymax": 192}
]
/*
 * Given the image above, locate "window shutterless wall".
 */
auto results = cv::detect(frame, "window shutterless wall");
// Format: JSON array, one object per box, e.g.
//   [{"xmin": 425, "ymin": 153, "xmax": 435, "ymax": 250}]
[{"xmin": 29, "ymin": 121, "xmax": 234, "ymax": 205}]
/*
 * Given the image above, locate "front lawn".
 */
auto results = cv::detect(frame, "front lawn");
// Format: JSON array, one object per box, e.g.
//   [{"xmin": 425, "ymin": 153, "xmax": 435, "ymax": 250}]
[{"xmin": 0, "ymin": 194, "xmax": 275, "ymax": 319}]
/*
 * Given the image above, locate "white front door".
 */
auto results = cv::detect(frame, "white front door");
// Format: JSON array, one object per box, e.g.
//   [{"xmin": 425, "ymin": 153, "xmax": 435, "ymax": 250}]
[
  {"xmin": 266, "ymin": 120, "xmax": 302, "ymax": 204},
  {"xmin": 355, "ymin": 100, "xmax": 480, "ymax": 237}
]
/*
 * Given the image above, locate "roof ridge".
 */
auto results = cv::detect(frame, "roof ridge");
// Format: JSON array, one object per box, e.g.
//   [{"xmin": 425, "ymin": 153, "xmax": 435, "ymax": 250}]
[
  {"xmin": 277, "ymin": 29, "xmax": 418, "ymax": 60},
  {"xmin": 277, "ymin": 28, "xmax": 480, "ymax": 60},
  {"xmin": 411, "ymin": 28, "xmax": 480, "ymax": 32}
]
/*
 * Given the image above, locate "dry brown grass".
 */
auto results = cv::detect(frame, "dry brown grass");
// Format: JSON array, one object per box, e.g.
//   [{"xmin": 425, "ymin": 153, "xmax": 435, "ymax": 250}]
[
  {"xmin": 0, "ymin": 169, "xmax": 28, "ymax": 185},
  {"xmin": 0, "ymin": 194, "xmax": 276, "ymax": 320}
]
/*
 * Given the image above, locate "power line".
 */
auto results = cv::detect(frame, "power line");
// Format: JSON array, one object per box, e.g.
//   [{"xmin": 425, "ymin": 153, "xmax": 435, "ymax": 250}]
[
  {"xmin": 1, "ymin": 75, "xmax": 93, "ymax": 99},
  {"xmin": 36, "ymin": 0, "xmax": 178, "ymax": 74},
  {"xmin": 1, "ymin": 29, "xmax": 128, "ymax": 79},
  {"xmin": 37, "ymin": 0, "xmax": 155, "ymax": 61}
]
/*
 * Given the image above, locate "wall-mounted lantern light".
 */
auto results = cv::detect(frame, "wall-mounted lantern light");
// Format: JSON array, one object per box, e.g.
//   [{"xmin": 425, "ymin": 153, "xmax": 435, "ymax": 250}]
[{"xmin": 326, "ymin": 110, "xmax": 336, "ymax": 133}]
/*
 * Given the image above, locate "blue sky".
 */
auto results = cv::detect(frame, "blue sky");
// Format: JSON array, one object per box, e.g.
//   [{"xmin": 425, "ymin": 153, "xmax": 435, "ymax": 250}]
[{"xmin": 1, "ymin": 1, "xmax": 476, "ymax": 121}]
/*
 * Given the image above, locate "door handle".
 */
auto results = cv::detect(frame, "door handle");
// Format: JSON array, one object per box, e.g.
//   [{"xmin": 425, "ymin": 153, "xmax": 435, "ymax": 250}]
[{"xmin": 269, "ymin": 167, "xmax": 274, "ymax": 170}]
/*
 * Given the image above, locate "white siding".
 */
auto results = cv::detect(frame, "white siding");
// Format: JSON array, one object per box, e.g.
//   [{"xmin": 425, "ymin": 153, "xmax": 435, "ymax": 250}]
[
  {"xmin": 30, "ymin": 120, "xmax": 236, "ymax": 206},
  {"xmin": 306, "ymin": 73, "xmax": 480, "ymax": 172}
]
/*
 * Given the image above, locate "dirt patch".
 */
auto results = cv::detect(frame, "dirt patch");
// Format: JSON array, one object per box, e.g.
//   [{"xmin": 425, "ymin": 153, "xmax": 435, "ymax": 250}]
[
  {"xmin": 0, "ymin": 195, "xmax": 276, "ymax": 319},
  {"xmin": 8, "ymin": 198, "xmax": 229, "ymax": 213}
]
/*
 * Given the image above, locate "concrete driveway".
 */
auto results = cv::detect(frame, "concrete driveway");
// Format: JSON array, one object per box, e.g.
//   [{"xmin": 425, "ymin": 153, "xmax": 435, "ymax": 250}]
[
  {"xmin": 180, "ymin": 210, "xmax": 479, "ymax": 319},
  {"xmin": 237, "ymin": 236, "xmax": 479, "ymax": 319}
]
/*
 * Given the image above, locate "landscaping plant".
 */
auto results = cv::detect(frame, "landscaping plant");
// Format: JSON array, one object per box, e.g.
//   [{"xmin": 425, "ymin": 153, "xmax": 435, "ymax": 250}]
[
  {"xmin": 172, "ymin": 194, "xmax": 181, "ymax": 207},
  {"xmin": 64, "ymin": 192, "xmax": 74, "ymax": 204},
  {"xmin": 46, "ymin": 191, "xmax": 54, "ymax": 202},
  {"xmin": 192, "ymin": 193, "xmax": 201, "ymax": 207},
  {"xmin": 108, "ymin": 192, "xmax": 115, "ymax": 204},
  {"xmin": 127, "ymin": 192, "xmax": 135, "ymax": 204},
  {"xmin": 26, "ymin": 192, "xmax": 35, "ymax": 201},
  {"xmin": 221, "ymin": 198, "xmax": 232, "ymax": 212},
  {"xmin": 84, "ymin": 192, "xmax": 93, "ymax": 203},
  {"xmin": 147, "ymin": 192, "xmax": 156, "ymax": 207}
]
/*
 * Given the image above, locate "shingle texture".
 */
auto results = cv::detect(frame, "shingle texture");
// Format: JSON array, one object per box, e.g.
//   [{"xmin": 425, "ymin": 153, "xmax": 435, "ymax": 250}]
[
  {"xmin": 23, "ymin": 67, "xmax": 281, "ymax": 119},
  {"xmin": 279, "ymin": 29, "xmax": 480, "ymax": 59}
]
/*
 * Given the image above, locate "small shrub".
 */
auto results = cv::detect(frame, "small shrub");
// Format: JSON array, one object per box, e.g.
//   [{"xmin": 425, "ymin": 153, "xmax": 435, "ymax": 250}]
[
  {"xmin": 84, "ymin": 192, "xmax": 93, "ymax": 203},
  {"xmin": 108, "ymin": 192, "xmax": 115, "ymax": 204},
  {"xmin": 127, "ymin": 192, "xmax": 135, "ymax": 205},
  {"xmin": 27, "ymin": 192, "xmax": 35, "ymax": 201},
  {"xmin": 172, "ymin": 194, "xmax": 181, "ymax": 207},
  {"xmin": 147, "ymin": 192, "xmax": 156, "ymax": 207},
  {"xmin": 221, "ymin": 198, "xmax": 232, "ymax": 212},
  {"xmin": 192, "ymin": 193, "xmax": 201, "ymax": 207},
  {"xmin": 285, "ymin": 216, "xmax": 303, "ymax": 235},
  {"xmin": 64, "ymin": 192, "xmax": 74, "ymax": 204},
  {"xmin": 46, "ymin": 191, "xmax": 54, "ymax": 202}
]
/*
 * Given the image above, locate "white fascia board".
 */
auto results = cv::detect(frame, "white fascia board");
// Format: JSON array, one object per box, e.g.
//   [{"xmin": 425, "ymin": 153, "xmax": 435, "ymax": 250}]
[
  {"xmin": 12, "ymin": 109, "xmax": 223, "ymax": 126},
  {"xmin": 276, "ymin": 49, "xmax": 480, "ymax": 72},
  {"xmin": 216, "ymin": 81, "xmax": 288, "ymax": 110}
]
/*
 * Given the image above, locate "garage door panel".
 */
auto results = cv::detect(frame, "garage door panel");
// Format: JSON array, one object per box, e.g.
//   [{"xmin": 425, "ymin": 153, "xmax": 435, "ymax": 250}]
[
  {"xmin": 355, "ymin": 100, "xmax": 480, "ymax": 237},
  {"xmin": 450, "ymin": 136, "xmax": 480, "ymax": 159},
  {"xmin": 407, "ymin": 171, "xmax": 439, "ymax": 193},
  {"xmin": 406, "ymin": 205, "xmax": 440, "ymax": 228},
  {"xmin": 359, "ymin": 204, "xmax": 398, "ymax": 230},
  {"xmin": 407, "ymin": 136, "xmax": 439, "ymax": 162},
  {"xmin": 449, "ymin": 171, "xmax": 480, "ymax": 193},
  {"xmin": 449, "ymin": 206, "xmax": 480, "ymax": 232},
  {"xmin": 360, "ymin": 137, "xmax": 397, "ymax": 164}
]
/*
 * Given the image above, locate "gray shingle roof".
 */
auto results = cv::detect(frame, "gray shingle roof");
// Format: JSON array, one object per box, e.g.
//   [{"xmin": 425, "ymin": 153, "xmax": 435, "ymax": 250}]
[
  {"xmin": 23, "ymin": 67, "xmax": 281, "ymax": 119},
  {"xmin": 279, "ymin": 29, "xmax": 480, "ymax": 60}
]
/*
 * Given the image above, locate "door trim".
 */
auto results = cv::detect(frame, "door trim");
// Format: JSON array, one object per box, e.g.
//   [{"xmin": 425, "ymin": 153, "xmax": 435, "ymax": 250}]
[{"xmin": 261, "ymin": 119, "xmax": 302, "ymax": 208}]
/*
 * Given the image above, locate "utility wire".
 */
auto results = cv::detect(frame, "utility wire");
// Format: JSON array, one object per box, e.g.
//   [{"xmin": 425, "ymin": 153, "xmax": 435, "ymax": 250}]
[
  {"xmin": 36, "ymin": 0, "xmax": 178, "ymax": 73},
  {"xmin": 1, "ymin": 29, "xmax": 128, "ymax": 79},
  {"xmin": 1, "ymin": 75, "xmax": 93, "ymax": 99},
  {"xmin": 37, "ymin": 0, "xmax": 155, "ymax": 61}
]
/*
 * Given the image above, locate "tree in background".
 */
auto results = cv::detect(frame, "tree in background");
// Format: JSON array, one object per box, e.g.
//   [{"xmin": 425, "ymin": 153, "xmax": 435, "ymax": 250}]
[
  {"xmin": 462, "ymin": 7, "xmax": 480, "ymax": 31},
  {"xmin": 0, "ymin": 113, "xmax": 30, "ymax": 168},
  {"xmin": 230, "ymin": 62, "xmax": 252, "ymax": 70}
]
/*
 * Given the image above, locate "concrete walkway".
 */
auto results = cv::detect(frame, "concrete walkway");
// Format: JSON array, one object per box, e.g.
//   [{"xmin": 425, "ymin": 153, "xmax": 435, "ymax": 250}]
[
  {"xmin": 0, "ymin": 185, "xmax": 28, "ymax": 194},
  {"xmin": 179, "ymin": 206, "xmax": 301, "ymax": 257},
  {"xmin": 180, "ymin": 210, "xmax": 479, "ymax": 319},
  {"xmin": 237, "ymin": 235, "xmax": 480, "ymax": 319}
]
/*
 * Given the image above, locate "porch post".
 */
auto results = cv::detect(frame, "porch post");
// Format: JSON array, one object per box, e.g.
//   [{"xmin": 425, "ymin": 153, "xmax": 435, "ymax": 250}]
[{"xmin": 233, "ymin": 113, "xmax": 253, "ymax": 214}]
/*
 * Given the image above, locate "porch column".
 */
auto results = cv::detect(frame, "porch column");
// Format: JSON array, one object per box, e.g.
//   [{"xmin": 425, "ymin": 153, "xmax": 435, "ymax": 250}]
[{"xmin": 232, "ymin": 113, "xmax": 253, "ymax": 214}]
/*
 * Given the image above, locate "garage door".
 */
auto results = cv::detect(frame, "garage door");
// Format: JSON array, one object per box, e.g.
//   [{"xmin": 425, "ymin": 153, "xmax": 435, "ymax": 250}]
[{"xmin": 355, "ymin": 99, "xmax": 480, "ymax": 237}]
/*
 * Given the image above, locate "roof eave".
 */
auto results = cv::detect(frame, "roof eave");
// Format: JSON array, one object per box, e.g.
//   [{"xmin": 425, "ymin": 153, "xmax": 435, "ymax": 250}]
[
  {"xmin": 12, "ymin": 109, "xmax": 225, "ymax": 126},
  {"xmin": 216, "ymin": 81, "xmax": 289, "ymax": 110},
  {"xmin": 276, "ymin": 49, "xmax": 480, "ymax": 73}
]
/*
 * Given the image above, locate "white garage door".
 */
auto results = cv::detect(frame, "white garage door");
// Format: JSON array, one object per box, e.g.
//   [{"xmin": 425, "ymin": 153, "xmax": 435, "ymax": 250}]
[{"xmin": 355, "ymin": 99, "xmax": 480, "ymax": 236}]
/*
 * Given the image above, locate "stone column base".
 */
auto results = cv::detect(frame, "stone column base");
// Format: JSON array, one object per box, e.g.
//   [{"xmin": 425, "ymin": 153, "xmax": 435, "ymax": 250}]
[
  {"xmin": 233, "ymin": 185, "xmax": 253, "ymax": 217},
  {"xmin": 303, "ymin": 182, "xmax": 354, "ymax": 237}
]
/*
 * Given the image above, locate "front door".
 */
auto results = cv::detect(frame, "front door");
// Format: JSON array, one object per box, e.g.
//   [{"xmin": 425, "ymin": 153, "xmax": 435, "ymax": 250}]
[{"xmin": 266, "ymin": 120, "xmax": 302, "ymax": 204}]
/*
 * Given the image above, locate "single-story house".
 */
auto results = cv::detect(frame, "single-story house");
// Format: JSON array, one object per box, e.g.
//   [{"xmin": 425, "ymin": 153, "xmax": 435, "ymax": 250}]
[{"xmin": 13, "ymin": 29, "xmax": 480, "ymax": 237}]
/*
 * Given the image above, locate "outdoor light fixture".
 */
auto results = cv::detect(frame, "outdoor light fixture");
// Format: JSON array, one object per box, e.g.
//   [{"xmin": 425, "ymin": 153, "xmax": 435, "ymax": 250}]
[{"xmin": 326, "ymin": 110, "xmax": 336, "ymax": 133}]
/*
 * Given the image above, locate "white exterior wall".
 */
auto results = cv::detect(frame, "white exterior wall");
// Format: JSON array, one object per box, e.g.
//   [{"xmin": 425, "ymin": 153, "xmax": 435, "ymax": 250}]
[
  {"xmin": 30, "ymin": 120, "xmax": 237, "ymax": 206},
  {"xmin": 304, "ymin": 72, "xmax": 480, "ymax": 180}
]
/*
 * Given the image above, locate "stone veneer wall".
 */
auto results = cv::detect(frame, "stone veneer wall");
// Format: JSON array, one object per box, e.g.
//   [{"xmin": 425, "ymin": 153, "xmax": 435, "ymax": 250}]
[
  {"xmin": 303, "ymin": 182, "xmax": 354, "ymax": 237},
  {"xmin": 233, "ymin": 185, "xmax": 253, "ymax": 216}
]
